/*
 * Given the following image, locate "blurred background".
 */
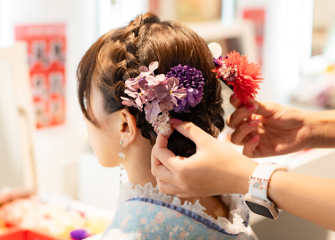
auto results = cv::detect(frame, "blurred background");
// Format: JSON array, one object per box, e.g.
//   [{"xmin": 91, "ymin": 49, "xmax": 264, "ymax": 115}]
[{"xmin": 0, "ymin": 0, "xmax": 335, "ymax": 239}]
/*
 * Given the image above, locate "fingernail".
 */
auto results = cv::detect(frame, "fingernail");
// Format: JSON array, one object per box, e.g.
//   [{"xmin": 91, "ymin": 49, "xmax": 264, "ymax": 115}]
[
  {"xmin": 169, "ymin": 118, "xmax": 183, "ymax": 124},
  {"xmin": 246, "ymin": 103, "xmax": 258, "ymax": 112},
  {"xmin": 251, "ymin": 135, "xmax": 260, "ymax": 144},
  {"xmin": 248, "ymin": 119, "xmax": 260, "ymax": 127}
]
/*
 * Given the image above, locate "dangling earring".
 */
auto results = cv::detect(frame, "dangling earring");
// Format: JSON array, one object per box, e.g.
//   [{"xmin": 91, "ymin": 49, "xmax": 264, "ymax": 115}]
[{"xmin": 119, "ymin": 140, "xmax": 125, "ymax": 191}]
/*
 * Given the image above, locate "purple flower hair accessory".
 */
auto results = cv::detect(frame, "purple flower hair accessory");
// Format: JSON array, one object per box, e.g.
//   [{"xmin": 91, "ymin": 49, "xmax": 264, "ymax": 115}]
[
  {"xmin": 166, "ymin": 64, "xmax": 205, "ymax": 112},
  {"xmin": 122, "ymin": 61, "xmax": 206, "ymax": 135}
]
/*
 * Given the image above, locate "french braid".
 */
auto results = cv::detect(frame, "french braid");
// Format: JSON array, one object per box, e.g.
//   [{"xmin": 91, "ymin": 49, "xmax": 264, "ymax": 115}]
[{"xmin": 95, "ymin": 13, "xmax": 160, "ymax": 143}]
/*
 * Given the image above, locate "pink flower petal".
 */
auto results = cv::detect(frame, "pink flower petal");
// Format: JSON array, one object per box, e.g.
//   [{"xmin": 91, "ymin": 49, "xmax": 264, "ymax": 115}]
[
  {"xmin": 154, "ymin": 85, "xmax": 169, "ymax": 100},
  {"xmin": 121, "ymin": 97, "xmax": 142, "ymax": 111},
  {"xmin": 149, "ymin": 61, "xmax": 159, "ymax": 72},
  {"xmin": 139, "ymin": 66, "xmax": 148, "ymax": 72}
]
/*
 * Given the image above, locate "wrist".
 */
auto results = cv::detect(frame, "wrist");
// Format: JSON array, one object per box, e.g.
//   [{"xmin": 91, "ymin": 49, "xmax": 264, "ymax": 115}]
[
  {"xmin": 267, "ymin": 170, "xmax": 286, "ymax": 209},
  {"xmin": 236, "ymin": 157, "xmax": 259, "ymax": 195},
  {"xmin": 244, "ymin": 162, "xmax": 288, "ymax": 219},
  {"xmin": 305, "ymin": 111, "xmax": 316, "ymax": 149},
  {"xmin": 309, "ymin": 110, "xmax": 335, "ymax": 148}
]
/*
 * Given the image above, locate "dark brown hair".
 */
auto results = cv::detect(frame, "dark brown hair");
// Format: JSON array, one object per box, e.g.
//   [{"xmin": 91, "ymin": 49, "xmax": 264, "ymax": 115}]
[{"xmin": 77, "ymin": 12, "xmax": 224, "ymax": 157}]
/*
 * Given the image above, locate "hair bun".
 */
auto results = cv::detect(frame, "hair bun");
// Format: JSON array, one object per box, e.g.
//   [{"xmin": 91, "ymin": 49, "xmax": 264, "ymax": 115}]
[
  {"xmin": 127, "ymin": 12, "xmax": 160, "ymax": 36},
  {"xmin": 142, "ymin": 13, "xmax": 160, "ymax": 24}
]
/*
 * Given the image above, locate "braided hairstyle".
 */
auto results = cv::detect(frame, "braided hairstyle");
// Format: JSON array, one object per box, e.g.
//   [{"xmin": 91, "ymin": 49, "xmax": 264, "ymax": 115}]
[{"xmin": 77, "ymin": 12, "xmax": 224, "ymax": 157}]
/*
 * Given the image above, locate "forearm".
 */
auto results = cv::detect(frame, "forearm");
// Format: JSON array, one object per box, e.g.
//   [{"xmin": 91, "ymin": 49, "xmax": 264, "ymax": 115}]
[
  {"xmin": 236, "ymin": 160, "xmax": 335, "ymax": 230},
  {"xmin": 268, "ymin": 171, "xmax": 335, "ymax": 231},
  {"xmin": 309, "ymin": 110, "xmax": 335, "ymax": 148}
]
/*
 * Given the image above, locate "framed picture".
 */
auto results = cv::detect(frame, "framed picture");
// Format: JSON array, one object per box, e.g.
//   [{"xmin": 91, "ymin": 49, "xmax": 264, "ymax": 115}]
[{"xmin": 15, "ymin": 24, "xmax": 66, "ymax": 129}]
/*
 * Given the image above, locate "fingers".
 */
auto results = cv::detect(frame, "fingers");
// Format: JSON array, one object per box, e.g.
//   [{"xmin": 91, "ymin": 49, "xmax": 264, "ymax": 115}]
[
  {"xmin": 230, "ymin": 93, "xmax": 257, "ymax": 108},
  {"xmin": 230, "ymin": 119, "xmax": 260, "ymax": 145},
  {"xmin": 230, "ymin": 93, "xmax": 240, "ymax": 108},
  {"xmin": 242, "ymin": 135, "xmax": 260, "ymax": 158},
  {"xmin": 156, "ymin": 178, "xmax": 186, "ymax": 195},
  {"xmin": 227, "ymin": 102, "xmax": 259, "ymax": 129},
  {"xmin": 151, "ymin": 144, "xmax": 179, "ymax": 187},
  {"xmin": 230, "ymin": 93, "xmax": 279, "ymax": 119},
  {"xmin": 172, "ymin": 121, "xmax": 211, "ymax": 146},
  {"xmin": 153, "ymin": 133, "xmax": 177, "ymax": 170},
  {"xmin": 155, "ymin": 132, "xmax": 172, "ymax": 150},
  {"xmin": 255, "ymin": 102, "xmax": 279, "ymax": 117},
  {"xmin": 151, "ymin": 162, "xmax": 177, "ymax": 185},
  {"xmin": 151, "ymin": 133, "xmax": 181, "ymax": 188}
]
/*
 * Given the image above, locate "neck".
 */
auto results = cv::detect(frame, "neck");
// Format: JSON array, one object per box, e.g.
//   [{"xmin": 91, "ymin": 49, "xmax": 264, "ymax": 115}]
[
  {"xmin": 122, "ymin": 136, "xmax": 157, "ymax": 187},
  {"xmin": 120, "ymin": 135, "xmax": 229, "ymax": 219}
]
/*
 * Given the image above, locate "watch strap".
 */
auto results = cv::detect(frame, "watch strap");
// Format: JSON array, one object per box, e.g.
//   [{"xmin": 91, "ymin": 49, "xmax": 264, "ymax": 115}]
[{"xmin": 248, "ymin": 162, "xmax": 287, "ymax": 203}]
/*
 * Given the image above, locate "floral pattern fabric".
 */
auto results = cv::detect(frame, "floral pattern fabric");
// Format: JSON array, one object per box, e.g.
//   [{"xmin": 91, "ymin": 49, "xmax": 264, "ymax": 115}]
[{"xmin": 101, "ymin": 199, "xmax": 256, "ymax": 240}]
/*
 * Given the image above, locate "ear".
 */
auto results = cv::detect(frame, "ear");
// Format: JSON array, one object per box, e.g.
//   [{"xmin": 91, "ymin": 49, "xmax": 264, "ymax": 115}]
[{"xmin": 119, "ymin": 109, "xmax": 138, "ymax": 147}]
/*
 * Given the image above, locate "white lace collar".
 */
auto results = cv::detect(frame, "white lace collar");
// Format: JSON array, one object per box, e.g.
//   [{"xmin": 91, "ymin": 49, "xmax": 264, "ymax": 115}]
[{"xmin": 117, "ymin": 182, "xmax": 249, "ymax": 235}]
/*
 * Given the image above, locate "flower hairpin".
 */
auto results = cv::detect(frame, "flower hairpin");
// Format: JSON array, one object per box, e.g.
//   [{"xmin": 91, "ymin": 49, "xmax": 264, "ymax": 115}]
[
  {"xmin": 121, "ymin": 62, "xmax": 205, "ymax": 135},
  {"xmin": 212, "ymin": 51, "xmax": 263, "ymax": 106}
]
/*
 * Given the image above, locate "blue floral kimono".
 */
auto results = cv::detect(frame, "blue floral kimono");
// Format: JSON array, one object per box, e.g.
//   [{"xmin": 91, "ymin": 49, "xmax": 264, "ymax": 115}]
[{"xmin": 101, "ymin": 183, "xmax": 257, "ymax": 240}]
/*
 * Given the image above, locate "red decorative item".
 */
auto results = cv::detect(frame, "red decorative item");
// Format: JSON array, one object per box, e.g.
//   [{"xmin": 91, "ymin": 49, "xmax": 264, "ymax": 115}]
[
  {"xmin": 0, "ymin": 228, "xmax": 66, "ymax": 240},
  {"xmin": 212, "ymin": 51, "xmax": 263, "ymax": 106},
  {"xmin": 243, "ymin": 9, "xmax": 265, "ymax": 66}
]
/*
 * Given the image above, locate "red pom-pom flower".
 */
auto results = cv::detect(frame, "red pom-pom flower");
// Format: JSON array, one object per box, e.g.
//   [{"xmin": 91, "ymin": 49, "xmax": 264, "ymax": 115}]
[{"xmin": 212, "ymin": 51, "xmax": 263, "ymax": 106}]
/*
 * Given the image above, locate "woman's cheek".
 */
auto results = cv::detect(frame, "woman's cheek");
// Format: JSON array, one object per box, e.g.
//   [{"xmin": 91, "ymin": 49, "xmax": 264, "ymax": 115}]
[{"xmin": 84, "ymin": 118, "xmax": 118, "ymax": 167}]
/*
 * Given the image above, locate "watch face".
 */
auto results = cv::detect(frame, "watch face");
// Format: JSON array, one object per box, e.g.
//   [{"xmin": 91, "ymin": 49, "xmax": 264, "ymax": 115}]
[{"xmin": 245, "ymin": 201, "xmax": 275, "ymax": 219}]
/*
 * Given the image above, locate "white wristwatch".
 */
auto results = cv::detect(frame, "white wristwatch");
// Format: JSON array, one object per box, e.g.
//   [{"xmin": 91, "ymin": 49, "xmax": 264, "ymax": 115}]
[{"xmin": 244, "ymin": 162, "xmax": 287, "ymax": 219}]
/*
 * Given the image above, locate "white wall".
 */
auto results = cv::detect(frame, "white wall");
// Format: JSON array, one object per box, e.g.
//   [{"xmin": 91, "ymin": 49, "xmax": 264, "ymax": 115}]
[
  {"xmin": 259, "ymin": 0, "xmax": 310, "ymax": 104},
  {"xmin": 236, "ymin": 0, "xmax": 314, "ymax": 104},
  {"xmin": 0, "ymin": 0, "xmax": 98, "ymax": 196}
]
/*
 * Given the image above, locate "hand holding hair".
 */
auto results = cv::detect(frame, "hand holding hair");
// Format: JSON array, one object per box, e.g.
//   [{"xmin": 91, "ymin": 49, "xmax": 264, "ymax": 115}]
[
  {"xmin": 151, "ymin": 120, "xmax": 258, "ymax": 198},
  {"xmin": 151, "ymin": 120, "xmax": 335, "ymax": 231}
]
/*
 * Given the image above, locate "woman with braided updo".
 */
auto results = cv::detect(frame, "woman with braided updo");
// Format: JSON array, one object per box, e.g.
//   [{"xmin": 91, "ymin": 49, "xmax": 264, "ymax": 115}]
[{"xmin": 77, "ymin": 12, "xmax": 256, "ymax": 240}]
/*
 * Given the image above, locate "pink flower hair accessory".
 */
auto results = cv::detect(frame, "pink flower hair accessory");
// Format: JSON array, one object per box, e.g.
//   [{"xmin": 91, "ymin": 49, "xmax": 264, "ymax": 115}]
[{"xmin": 121, "ymin": 61, "xmax": 205, "ymax": 135}]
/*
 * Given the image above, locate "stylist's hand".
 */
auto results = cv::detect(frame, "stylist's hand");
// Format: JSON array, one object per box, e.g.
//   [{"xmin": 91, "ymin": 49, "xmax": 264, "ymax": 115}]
[
  {"xmin": 227, "ymin": 94, "xmax": 314, "ymax": 158},
  {"xmin": 151, "ymin": 121, "xmax": 258, "ymax": 197}
]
